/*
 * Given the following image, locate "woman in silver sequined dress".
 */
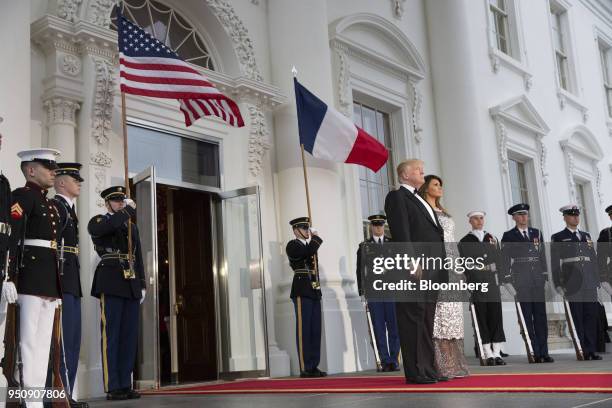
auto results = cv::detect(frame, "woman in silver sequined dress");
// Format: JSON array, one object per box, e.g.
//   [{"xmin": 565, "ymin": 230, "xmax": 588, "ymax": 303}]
[{"xmin": 418, "ymin": 175, "xmax": 470, "ymax": 379}]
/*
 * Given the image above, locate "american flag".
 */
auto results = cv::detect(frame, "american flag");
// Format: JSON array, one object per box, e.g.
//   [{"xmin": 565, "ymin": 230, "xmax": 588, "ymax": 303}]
[{"xmin": 118, "ymin": 12, "xmax": 244, "ymax": 127}]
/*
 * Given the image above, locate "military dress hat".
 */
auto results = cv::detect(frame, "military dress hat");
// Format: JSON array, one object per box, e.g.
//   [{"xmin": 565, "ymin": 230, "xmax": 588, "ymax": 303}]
[
  {"xmin": 508, "ymin": 203, "xmax": 529, "ymax": 215},
  {"xmin": 560, "ymin": 204, "xmax": 580, "ymax": 216},
  {"xmin": 467, "ymin": 211, "xmax": 486, "ymax": 218},
  {"xmin": 605, "ymin": 205, "xmax": 612, "ymax": 215},
  {"xmin": 289, "ymin": 217, "xmax": 310, "ymax": 229},
  {"xmin": 55, "ymin": 162, "xmax": 84, "ymax": 182},
  {"xmin": 368, "ymin": 214, "xmax": 386, "ymax": 225},
  {"xmin": 17, "ymin": 148, "xmax": 60, "ymax": 170},
  {"xmin": 101, "ymin": 186, "xmax": 127, "ymax": 201}
]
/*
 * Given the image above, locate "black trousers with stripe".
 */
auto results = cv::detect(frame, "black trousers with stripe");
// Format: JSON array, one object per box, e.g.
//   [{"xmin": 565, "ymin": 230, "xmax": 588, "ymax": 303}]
[{"xmin": 292, "ymin": 296, "xmax": 321, "ymax": 372}]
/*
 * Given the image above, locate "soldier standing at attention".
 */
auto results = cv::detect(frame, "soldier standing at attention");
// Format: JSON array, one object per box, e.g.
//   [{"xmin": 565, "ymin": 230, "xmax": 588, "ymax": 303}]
[
  {"xmin": 286, "ymin": 217, "xmax": 326, "ymax": 378},
  {"xmin": 88, "ymin": 186, "xmax": 146, "ymax": 401},
  {"xmin": 6, "ymin": 149, "xmax": 63, "ymax": 408},
  {"xmin": 597, "ymin": 205, "xmax": 612, "ymax": 297}
]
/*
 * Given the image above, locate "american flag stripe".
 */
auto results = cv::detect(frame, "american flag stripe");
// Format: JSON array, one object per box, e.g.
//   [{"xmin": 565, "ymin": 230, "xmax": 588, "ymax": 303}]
[{"xmin": 118, "ymin": 13, "xmax": 244, "ymax": 128}]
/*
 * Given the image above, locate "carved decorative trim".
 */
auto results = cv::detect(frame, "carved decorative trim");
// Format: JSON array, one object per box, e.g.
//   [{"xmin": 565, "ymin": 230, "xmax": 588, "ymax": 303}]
[
  {"xmin": 92, "ymin": 58, "xmax": 115, "ymax": 145},
  {"xmin": 205, "ymin": 0, "xmax": 263, "ymax": 81},
  {"xmin": 60, "ymin": 54, "xmax": 82, "ymax": 76},
  {"xmin": 595, "ymin": 165, "xmax": 603, "ymax": 204},
  {"xmin": 411, "ymin": 81, "xmax": 423, "ymax": 143},
  {"xmin": 563, "ymin": 147, "xmax": 577, "ymax": 202},
  {"xmin": 524, "ymin": 73, "xmax": 533, "ymax": 91},
  {"xmin": 88, "ymin": 0, "xmax": 115, "ymax": 27},
  {"xmin": 57, "ymin": 0, "xmax": 82, "ymax": 23},
  {"xmin": 537, "ymin": 138, "xmax": 549, "ymax": 185},
  {"xmin": 393, "ymin": 0, "xmax": 406, "ymax": 19},
  {"xmin": 495, "ymin": 120, "xmax": 509, "ymax": 173},
  {"xmin": 90, "ymin": 151, "xmax": 112, "ymax": 168},
  {"xmin": 247, "ymin": 105, "xmax": 271, "ymax": 178},
  {"xmin": 335, "ymin": 44, "xmax": 351, "ymax": 117},
  {"xmin": 94, "ymin": 168, "xmax": 107, "ymax": 208},
  {"xmin": 44, "ymin": 98, "xmax": 80, "ymax": 127}
]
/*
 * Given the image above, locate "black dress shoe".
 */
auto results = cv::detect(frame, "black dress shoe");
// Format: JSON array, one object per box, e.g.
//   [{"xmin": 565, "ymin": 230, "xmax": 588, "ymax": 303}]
[
  {"xmin": 406, "ymin": 376, "xmax": 437, "ymax": 384},
  {"xmin": 486, "ymin": 357, "xmax": 496, "ymax": 366},
  {"xmin": 587, "ymin": 353, "xmax": 602, "ymax": 361},
  {"xmin": 69, "ymin": 399, "xmax": 89, "ymax": 408},
  {"xmin": 391, "ymin": 365, "xmax": 400, "ymax": 372},
  {"xmin": 541, "ymin": 356, "xmax": 554, "ymax": 363},
  {"xmin": 311, "ymin": 368, "xmax": 327, "ymax": 377},
  {"xmin": 382, "ymin": 363, "xmax": 392, "ymax": 372},
  {"xmin": 434, "ymin": 376, "xmax": 449, "ymax": 382},
  {"xmin": 500, "ymin": 351, "xmax": 509, "ymax": 357},
  {"xmin": 533, "ymin": 357, "xmax": 543, "ymax": 363},
  {"xmin": 124, "ymin": 389, "xmax": 141, "ymax": 399},
  {"xmin": 494, "ymin": 357, "xmax": 507, "ymax": 366},
  {"xmin": 300, "ymin": 371, "xmax": 315, "ymax": 378},
  {"xmin": 106, "ymin": 390, "xmax": 128, "ymax": 401}
]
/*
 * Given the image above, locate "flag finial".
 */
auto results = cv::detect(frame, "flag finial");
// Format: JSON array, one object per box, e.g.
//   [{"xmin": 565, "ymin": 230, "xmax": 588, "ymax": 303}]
[{"xmin": 291, "ymin": 66, "xmax": 298, "ymax": 77}]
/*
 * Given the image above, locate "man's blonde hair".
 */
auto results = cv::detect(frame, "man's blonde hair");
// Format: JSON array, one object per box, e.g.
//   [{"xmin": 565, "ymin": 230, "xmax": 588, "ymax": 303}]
[{"xmin": 396, "ymin": 159, "xmax": 423, "ymax": 180}]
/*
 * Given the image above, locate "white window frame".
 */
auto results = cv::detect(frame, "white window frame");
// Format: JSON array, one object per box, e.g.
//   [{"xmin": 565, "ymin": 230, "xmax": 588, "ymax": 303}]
[
  {"xmin": 595, "ymin": 27, "xmax": 612, "ymax": 136},
  {"xmin": 484, "ymin": 0, "xmax": 533, "ymax": 90}
]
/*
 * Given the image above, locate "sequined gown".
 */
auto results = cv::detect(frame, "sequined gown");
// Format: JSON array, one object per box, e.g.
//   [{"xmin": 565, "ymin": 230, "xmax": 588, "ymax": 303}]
[{"xmin": 433, "ymin": 210, "xmax": 470, "ymax": 378}]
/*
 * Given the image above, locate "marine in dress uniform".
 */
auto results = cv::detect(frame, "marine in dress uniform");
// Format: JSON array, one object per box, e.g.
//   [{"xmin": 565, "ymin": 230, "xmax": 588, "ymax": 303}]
[
  {"xmin": 501, "ymin": 203, "xmax": 553, "ymax": 363},
  {"xmin": 597, "ymin": 205, "xmax": 612, "ymax": 293},
  {"xmin": 551, "ymin": 205, "xmax": 602, "ymax": 360},
  {"xmin": 0, "ymin": 135, "xmax": 11, "ymax": 296},
  {"xmin": 286, "ymin": 217, "xmax": 326, "ymax": 378},
  {"xmin": 52, "ymin": 163, "xmax": 87, "ymax": 407},
  {"xmin": 458, "ymin": 211, "xmax": 506, "ymax": 366},
  {"xmin": 355, "ymin": 214, "xmax": 400, "ymax": 372},
  {"xmin": 6, "ymin": 149, "xmax": 63, "ymax": 408},
  {"xmin": 88, "ymin": 186, "xmax": 146, "ymax": 400}
]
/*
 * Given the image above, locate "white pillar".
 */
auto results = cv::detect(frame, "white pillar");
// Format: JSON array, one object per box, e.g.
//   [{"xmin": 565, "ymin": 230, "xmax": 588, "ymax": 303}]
[
  {"xmin": 268, "ymin": 0, "xmax": 363, "ymax": 375},
  {"xmin": 44, "ymin": 98, "xmax": 80, "ymax": 161}
]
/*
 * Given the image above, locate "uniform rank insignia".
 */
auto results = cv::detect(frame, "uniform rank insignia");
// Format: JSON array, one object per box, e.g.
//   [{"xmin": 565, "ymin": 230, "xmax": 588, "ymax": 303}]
[{"xmin": 11, "ymin": 203, "xmax": 23, "ymax": 219}]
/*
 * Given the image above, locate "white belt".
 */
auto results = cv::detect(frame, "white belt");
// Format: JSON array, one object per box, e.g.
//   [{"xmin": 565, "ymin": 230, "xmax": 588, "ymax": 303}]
[
  {"xmin": 22, "ymin": 239, "xmax": 57, "ymax": 250},
  {"xmin": 561, "ymin": 256, "xmax": 590, "ymax": 264},
  {"xmin": 0, "ymin": 222, "xmax": 10, "ymax": 235}
]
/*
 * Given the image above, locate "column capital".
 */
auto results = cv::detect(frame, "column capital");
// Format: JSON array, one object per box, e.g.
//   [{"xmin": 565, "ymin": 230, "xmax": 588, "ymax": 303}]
[{"xmin": 44, "ymin": 97, "xmax": 80, "ymax": 127}]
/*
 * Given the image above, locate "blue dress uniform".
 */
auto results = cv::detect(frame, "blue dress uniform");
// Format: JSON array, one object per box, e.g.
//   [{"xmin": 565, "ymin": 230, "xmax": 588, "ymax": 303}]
[
  {"xmin": 7, "ymin": 149, "xmax": 64, "ymax": 405},
  {"xmin": 356, "ymin": 214, "xmax": 400, "ymax": 372},
  {"xmin": 551, "ymin": 205, "xmax": 602, "ymax": 360},
  {"xmin": 286, "ymin": 217, "xmax": 326, "ymax": 378},
  {"xmin": 88, "ymin": 186, "xmax": 145, "ymax": 400},
  {"xmin": 501, "ymin": 203, "xmax": 552, "ymax": 363},
  {"xmin": 597, "ymin": 205, "xmax": 612, "ymax": 286},
  {"xmin": 52, "ymin": 163, "xmax": 85, "ymax": 405}
]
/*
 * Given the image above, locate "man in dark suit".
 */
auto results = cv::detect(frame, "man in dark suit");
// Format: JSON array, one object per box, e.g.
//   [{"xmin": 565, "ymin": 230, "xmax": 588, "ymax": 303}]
[
  {"xmin": 598, "ymin": 205, "xmax": 612, "ymax": 295},
  {"xmin": 501, "ymin": 203, "xmax": 553, "ymax": 363},
  {"xmin": 384, "ymin": 159, "xmax": 446, "ymax": 384},
  {"xmin": 356, "ymin": 214, "xmax": 399, "ymax": 372},
  {"xmin": 551, "ymin": 205, "xmax": 602, "ymax": 361}
]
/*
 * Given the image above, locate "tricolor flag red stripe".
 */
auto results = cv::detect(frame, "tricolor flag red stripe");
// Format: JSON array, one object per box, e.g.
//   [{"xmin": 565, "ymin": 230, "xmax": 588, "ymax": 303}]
[{"xmin": 117, "ymin": 13, "xmax": 244, "ymax": 127}]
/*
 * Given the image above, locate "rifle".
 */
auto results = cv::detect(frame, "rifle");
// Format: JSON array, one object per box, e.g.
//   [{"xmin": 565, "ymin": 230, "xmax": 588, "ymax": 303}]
[
  {"xmin": 2, "ymin": 303, "xmax": 25, "ymax": 407},
  {"xmin": 469, "ymin": 302, "xmax": 486, "ymax": 366},
  {"xmin": 50, "ymin": 307, "xmax": 70, "ymax": 407},
  {"xmin": 58, "ymin": 238, "xmax": 65, "ymax": 277},
  {"xmin": 562, "ymin": 296, "xmax": 584, "ymax": 361},
  {"xmin": 515, "ymin": 300, "xmax": 536, "ymax": 363},
  {"xmin": 363, "ymin": 299, "xmax": 382, "ymax": 371}
]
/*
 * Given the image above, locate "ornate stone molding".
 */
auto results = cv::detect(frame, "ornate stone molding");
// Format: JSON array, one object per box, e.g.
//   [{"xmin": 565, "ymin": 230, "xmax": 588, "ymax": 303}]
[
  {"xmin": 247, "ymin": 105, "xmax": 271, "ymax": 178},
  {"xmin": 60, "ymin": 54, "xmax": 82, "ymax": 76},
  {"xmin": 94, "ymin": 168, "xmax": 107, "ymax": 208},
  {"xmin": 90, "ymin": 151, "xmax": 112, "ymax": 168},
  {"xmin": 392, "ymin": 0, "xmax": 406, "ymax": 19},
  {"xmin": 411, "ymin": 81, "xmax": 423, "ymax": 143},
  {"xmin": 563, "ymin": 148, "xmax": 577, "ymax": 202},
  {"xmin": 44, "ymin": 98, "xmax": 80, "ymax": 126},
  {"xmin": 57, "ymin": 0, "xmax": 82, "ymax": 23},
  {"xmin": 333, "ymin": 43, "xmax": 351, "ymax": 117},
  {"xmin": 495, "ymin": 120, "xmax": 509, "ymax": 173},
  {"xmin": 92, "ymin": 58, "xmax": 115, "ymax": 145},
  {"xmin": 205, "ymin": 0, "xmax": 264, "ymax": 81},
  {"xmin": 595, "ymin": 165, "xmax": 603, "ymax": 204},
  {"xmin": 537, "ymin": 138, "xmax": 549, "ymax": 185},
  {"xmin": 87, "ymin": 0, "xmax": 115, "ymax": 28}
]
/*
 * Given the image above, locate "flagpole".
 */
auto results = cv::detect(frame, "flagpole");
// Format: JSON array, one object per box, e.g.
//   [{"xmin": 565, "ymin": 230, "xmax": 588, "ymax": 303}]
[{"xmin": 120, "ymin": 90, "xmax": 134, "ymax": 270}]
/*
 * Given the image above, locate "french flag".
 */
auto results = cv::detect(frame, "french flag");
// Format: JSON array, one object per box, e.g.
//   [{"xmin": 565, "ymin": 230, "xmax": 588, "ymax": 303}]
[{"xmin": 294, "ymin": 78, "xmax": 388, "ymax": 172}]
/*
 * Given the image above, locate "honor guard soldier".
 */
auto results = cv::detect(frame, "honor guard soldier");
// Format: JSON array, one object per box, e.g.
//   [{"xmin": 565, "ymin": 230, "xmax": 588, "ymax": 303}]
[
  {"xmin": 501, "ymin": 203, "xmax": 553, "ymax": 363},
  {"xmin": 51, "ymin": 163, "xmax": 87, "ymax": 407},
  {"xmin": 356, "ymin": 214, "xmax": 399, "ymax": 372},
  {"xmin": 6, "ymin": 149, "xmax": 63, "ymax": 407},
  {"xmin": 551, "ymin": 205, "xmax": 602, "ymax": 360},
  {"xmin": 597, "ymin": 205, "xmax": 612, "ymax": 297},
  {"xmin": 88, "ymin": 186, "xmax": 146, "ymax": 400},
  {"xmin": 458, "ymin": 211, "xmax": 506, "ymax": 366},
  {"xmin": 286, "ymin": 217, "xmax": 326, "ymax": 378},
  {"xmin": 0, "ymin": 132, "xmax": 12, "ymax": 303}
]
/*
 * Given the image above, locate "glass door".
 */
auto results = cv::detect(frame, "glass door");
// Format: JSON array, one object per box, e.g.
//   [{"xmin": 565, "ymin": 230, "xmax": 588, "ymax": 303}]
[
  {"xmin": 215, "ymin": 186, "xmax": 269, "ymax": 379},
  {"xmin": 133, "ymin": 166, "xmax": 160, "ymax": 389}
]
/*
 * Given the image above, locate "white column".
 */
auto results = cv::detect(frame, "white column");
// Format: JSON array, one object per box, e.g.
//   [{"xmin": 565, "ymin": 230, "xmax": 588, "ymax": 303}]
[
  {"xmin": 44, "ymin": 98, "xmax": 80, "ymax": 161},
  {"xmin": 268, "ymin": 0, "xmax": 363, "ymax": 375}
]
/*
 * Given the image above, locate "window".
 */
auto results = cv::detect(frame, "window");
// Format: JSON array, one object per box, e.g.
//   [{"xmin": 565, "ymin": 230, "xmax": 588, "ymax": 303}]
[
  {"xmin": 599, "ymin": 42, "xmax": 612, "ymax": 117},
  {"xmin": 110, "ymin": 0, "xmax": 215, "ymax": 70},
  {"xmin": 509, "ymin": 159, "xmax": 530, "ymax": 206},
  {"xmin": 549, "ymin": 3, "xmax": 575, "ymax": 93},
  {"xmin": 575, "ymin": 183, "xmax": 591, "ymax": 233},
  {"xmin": 489, "ymin": 0, "xmax": 511, "ymax": 55},
  {"xmin": 353, "ymin": 102, "xmax": 394, "ymax": 234}
]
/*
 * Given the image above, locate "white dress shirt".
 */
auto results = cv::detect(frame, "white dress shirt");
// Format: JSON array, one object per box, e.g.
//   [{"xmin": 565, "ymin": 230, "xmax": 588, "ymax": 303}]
[
  {"xmin": 372, "ymin": 234, "xmax": 384, "ymax": 244},
  {"xmin": 400, "ymin": 184, "xmax": 437, "ymax": 224},
  {"xmin": 56, "ymin": 193, "xmax": 74, "ymax": 209},
  {"xmin": 471, "ymin": 229, "xmax": 485, "ymax": 242},
  {"xmin": 566, "ymin": 227, "xmax": 581, "ymax": 240}
]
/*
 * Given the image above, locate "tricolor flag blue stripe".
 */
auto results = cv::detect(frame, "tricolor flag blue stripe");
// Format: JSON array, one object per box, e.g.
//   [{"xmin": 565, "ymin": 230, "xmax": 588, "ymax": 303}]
[{"xmin": 294, "ymin": 78, "xmax": 388, "ymax": 172}]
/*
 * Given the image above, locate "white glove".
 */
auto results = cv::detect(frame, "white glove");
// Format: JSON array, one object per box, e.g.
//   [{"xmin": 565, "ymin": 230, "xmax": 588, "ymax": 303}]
[
  {"xmin": 601, "ymin": 281, "xmax": 612, "ymax": 296},
  {"xmin": 556, "ymin": 286, "xmax": 566, "ymax": 296},
  {"xmin": 2, "ymin": 282, "xmax": 18, "ymax": 304},
  {"xmin": 124, "ymin": 198, "xmax": 136, "ymax": 209},
  {"xmin": 503, "ymin": 283, "xmax": 517, "ymax": 298},
  {"xmin": 309, "ymin": 227, "xmax": 318, "ymax": 236},
  {"xmin": 140, "ymin": 289, "xmax": 146, "ymax": 305}
]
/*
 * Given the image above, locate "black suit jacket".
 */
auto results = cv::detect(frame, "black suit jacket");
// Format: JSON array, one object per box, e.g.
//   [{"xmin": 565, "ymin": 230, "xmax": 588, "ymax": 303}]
[
  {"xmin": 356, "ymin": 235, "xmax": 390, "ymax": 294},
  {"xmin": 597, "ymin": 227, "xmax": 611, "ymax": 283},
  {"xmin": 384, "ymin": 186, "xmax": 446, "ymax": 284}
]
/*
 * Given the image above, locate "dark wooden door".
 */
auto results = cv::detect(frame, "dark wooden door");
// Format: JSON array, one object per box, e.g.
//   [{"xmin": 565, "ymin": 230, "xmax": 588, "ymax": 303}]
[{"xmin": 173, "ymin": 189, "xmax": 217, "ymax": 382}]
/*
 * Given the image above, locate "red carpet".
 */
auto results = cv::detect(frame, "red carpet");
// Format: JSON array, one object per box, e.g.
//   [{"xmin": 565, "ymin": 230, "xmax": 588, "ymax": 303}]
[{"xmin": 142, "ymin": 373, "xmax": 612, "ymax": 394}]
